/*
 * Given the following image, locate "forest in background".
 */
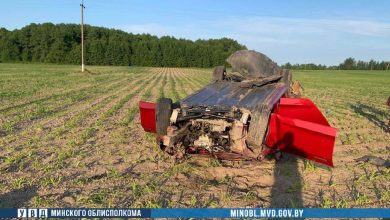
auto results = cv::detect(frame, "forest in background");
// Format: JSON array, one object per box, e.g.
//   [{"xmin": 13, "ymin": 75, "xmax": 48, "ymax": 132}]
[
  {"xmin": 0, "ymin": 23, "xmax": 246, "ymax": 67},
  {"xmin": 282, "ymin": 58, "xmax": 390, "ymax": 71},
  {"xmin": 0, "ymin": 23, "xmax": 388, "ymax": 70}
]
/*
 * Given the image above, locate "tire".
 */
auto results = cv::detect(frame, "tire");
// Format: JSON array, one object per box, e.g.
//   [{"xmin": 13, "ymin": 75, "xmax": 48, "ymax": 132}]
[
  {"xmin": 156, "ymin": 98, "xmax": 172, "ymax": 135},
  {"xmin": 280, "ymin": 69, "xmax": 292, "ymax": 97},
  {"xmin": 212, "ymin": 66, "xmax": 225, "ymax": 82}
]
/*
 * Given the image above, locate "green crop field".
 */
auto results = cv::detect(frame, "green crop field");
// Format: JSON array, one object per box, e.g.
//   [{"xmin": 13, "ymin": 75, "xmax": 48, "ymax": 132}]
[{"xmin": 0, "ymin": 63, "xmax": 389, "ymax": 208}]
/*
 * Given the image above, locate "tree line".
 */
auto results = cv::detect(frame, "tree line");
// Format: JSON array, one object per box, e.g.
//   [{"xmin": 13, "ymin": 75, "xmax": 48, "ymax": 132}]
[
  {"xmin": 1, "ymin": 23, "xmax": 388, "ymax": 70},
  {"xmin": 282, "ymin": 57, "xmax": 389, "ymax": 70},
  {"xmin": 0, "ymin": 23, "xmax": 246, "ymax": 67}
]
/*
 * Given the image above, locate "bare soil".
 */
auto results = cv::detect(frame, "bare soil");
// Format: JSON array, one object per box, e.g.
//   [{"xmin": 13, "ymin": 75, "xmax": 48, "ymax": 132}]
[{"xmin": 0, "ymin": 65, "xmax": 389, "ymax": 209}]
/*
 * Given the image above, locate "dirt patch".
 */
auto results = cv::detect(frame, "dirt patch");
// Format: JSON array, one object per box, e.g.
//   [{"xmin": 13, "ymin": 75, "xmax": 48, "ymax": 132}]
[{"xmin": 0, "ymin": 66, "xmax": 389, "ymax": 208}]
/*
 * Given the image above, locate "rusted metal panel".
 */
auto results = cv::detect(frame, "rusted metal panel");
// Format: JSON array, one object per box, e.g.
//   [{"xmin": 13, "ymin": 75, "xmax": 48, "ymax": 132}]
[{"xmin": 180, "ymin": 81, "xmax": 286, "ymax": 111}]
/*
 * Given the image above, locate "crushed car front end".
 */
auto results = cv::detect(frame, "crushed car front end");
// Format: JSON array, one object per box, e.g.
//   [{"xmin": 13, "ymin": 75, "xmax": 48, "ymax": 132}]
[{"xmin": 139, "ymin": 50, "xmax": 337, "ymax": 166}]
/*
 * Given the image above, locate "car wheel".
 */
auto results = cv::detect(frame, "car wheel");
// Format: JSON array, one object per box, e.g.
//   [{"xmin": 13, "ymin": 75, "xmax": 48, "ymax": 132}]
[
  {"xmin": 156, "ymin": 98, "xmax": 172, "ymax": 135},
  {"xmin": 212, "ymin": 66, "xmax": 225, "ymax": 82},
  {"xmin": 281, "ymin": 69, "xmax": 292, "ymax": 97}
]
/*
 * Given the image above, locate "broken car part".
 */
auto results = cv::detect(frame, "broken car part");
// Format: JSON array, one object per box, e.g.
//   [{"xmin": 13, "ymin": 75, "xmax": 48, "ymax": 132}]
[{"xmin": 139, "ymin": 50, "xmax": 337, "ymax": 167}]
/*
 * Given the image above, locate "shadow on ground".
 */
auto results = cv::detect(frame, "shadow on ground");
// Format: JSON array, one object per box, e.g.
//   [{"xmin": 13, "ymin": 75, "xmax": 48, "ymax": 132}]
[
  {"xmin": 350, "ymin": 103, "xmax": 388, "ymax": 132},
  {"xmin": 0, "ymin": 185, "xmax": 38, "ymax": 207},
  {"xmin": 270, "ymin": 154, "xmax": 303, "ymax": 207},
  {"xmin": 270, "ymin": 132, "xmax": 303, "ymax": 207}
]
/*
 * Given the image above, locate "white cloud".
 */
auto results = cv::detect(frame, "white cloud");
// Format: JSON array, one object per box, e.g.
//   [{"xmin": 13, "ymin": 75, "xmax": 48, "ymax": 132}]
[
  {"xmin": 118, "ymin": 16, "xmax": 390, "ymax": 46},
  {"xmin": 116, "ymin": 16, "xmax": 390, "ymax": 64},
  {"xmin": 232, "ymin": 16, "xmax": 390, "ymax": 37}
]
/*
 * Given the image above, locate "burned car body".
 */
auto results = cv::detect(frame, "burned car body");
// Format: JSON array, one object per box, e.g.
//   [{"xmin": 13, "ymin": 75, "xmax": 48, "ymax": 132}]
[{"xmin": 139, "ymin": 50, "xmax": 337, "ymax": 166}]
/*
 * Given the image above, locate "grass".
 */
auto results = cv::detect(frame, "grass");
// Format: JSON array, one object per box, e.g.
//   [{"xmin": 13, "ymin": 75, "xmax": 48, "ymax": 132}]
[
  {"xmin": 0, "ymin": 63, "xmax": 389, "ymax": 208},
  {"xmin": 40, "ymin": 176, "xmax": 63, "ymax": 187},
  {"xmin": 11, "ymin": 177, "xmax": 33, "ymax": 190}
]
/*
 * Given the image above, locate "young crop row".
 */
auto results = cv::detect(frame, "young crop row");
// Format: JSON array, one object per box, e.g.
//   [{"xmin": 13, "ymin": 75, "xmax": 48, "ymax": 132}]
[{"xmin": 3, "ymin": 65, "xmax": 388, "ymax": 208}]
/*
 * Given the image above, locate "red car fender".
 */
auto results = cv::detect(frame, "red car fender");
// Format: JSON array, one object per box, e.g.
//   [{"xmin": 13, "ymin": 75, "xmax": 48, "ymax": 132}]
[{"xmin": 265, "ymin": 98, "xmax": 337, "ymax": 167}]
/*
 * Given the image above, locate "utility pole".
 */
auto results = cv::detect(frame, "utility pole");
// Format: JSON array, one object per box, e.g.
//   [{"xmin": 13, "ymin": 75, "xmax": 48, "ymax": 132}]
[{"xmin": 80, "ymin": 0, "xmax": 86, "ymax": 72}]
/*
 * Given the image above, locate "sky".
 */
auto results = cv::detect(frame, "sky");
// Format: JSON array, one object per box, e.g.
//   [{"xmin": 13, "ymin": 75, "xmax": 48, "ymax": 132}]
[{"xmin": 1, "ymin": 0, "xmax": 389, "ymax": 65}]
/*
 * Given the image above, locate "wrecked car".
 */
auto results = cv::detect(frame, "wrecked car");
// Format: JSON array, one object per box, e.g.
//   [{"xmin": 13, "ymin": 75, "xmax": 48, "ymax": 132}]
[{"xmin": 139, "ymin": 50, "xmax": 337, "ymax": 167}]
